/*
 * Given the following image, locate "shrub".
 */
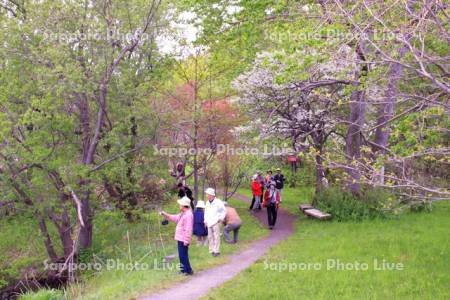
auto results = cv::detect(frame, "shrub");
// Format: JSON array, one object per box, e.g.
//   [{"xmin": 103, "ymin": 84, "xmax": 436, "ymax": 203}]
[
  {"xmin": 19, "ymin": 289, "xmax": 64, "ymax": 300},
  {"xmin": 314, "ymin": 186, "xmax": 398, "ymax": 221},
  {"xmin": 287, "ymin": 164, "xmax": 315, "ymax": 188}
]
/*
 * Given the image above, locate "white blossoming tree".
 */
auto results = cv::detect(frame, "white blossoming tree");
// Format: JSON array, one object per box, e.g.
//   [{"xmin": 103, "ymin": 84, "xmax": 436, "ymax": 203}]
[{"xmin": 233, "ymin": 48, "xmax": 356, "ymax": 191}]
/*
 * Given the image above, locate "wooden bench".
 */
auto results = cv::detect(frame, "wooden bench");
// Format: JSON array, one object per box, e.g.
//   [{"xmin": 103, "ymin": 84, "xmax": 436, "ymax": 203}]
[
  {"xmin": 299, "ymin": 204, "xmax": 313, "ymax": 212},
  {"xmin": 299, "ymin": 204, "xmax": 332, "ymax": 220}
]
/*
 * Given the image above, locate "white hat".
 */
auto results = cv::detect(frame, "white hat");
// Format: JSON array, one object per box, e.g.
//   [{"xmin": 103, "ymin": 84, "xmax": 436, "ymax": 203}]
[
  {"xmin": 177, "ymin": 196, "xmax": 191, "ymax": 207},
  {"xmin": 252, "ymin": 174, "xmax": 257, "ymax": 180},
  {"xmin": 196, "ymin": 200, "xmax": 206, "ymax": 208},
  {"xmin": 205, "ymin": 187, "xmax": 216, "ymax": 196}
]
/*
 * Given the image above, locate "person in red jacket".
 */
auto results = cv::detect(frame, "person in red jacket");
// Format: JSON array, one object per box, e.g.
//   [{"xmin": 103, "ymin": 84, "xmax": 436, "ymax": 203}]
[
  {"xmin": 262, "ymin": 181, "xmax": 281, "ymax": 229},
  {"xmin": 250, "ymin": 175, "xmax": 262, "ymax": 211}
]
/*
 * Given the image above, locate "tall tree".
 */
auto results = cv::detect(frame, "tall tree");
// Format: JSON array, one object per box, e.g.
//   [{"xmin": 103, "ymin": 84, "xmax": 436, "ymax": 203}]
[{"xmin": 0, "ymin": 0, "xmax": 164, "ymax": 267}]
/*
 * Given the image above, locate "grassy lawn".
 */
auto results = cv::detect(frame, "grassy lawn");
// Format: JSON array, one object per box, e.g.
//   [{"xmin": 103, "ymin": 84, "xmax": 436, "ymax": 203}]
[
  {"xmin": 203, "ymin": 201, "xmax": 450, "ymax": 300},
  {"xmin": 0, "ymin": 212, "xmax": 69, "ymax": 291},
  {"xmin": 69, "ymin": 197, "xmax": 267, "ymax": 300}
]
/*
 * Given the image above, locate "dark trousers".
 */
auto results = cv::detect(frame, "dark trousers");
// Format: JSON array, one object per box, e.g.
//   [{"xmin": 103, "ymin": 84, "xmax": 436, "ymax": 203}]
[
  {"xmin": 267, "ymin": 204, "xmax": 278, "ymax": 227},
  {"xmin": 249, "ymin": 195, "xmax": 255, "ymax": 210},
  {"xmin": 249, "ymin": 196, "xmax": 261, "ymax": 210},
  {"xmin": 224, "ymin": 223, "xmax": 241, "ymax": 243},
  {"xmin": 249, "ymin": 190, "xmax": 263, "ymax": 210},
  {"xmin": 177, "ymin": 241, "xmax": 192, "ymax": 274}
]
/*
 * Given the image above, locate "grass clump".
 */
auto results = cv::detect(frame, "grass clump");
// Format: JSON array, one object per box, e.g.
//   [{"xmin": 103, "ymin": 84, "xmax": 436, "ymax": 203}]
[{"xmin": 314, "ymin": 186, "xmax": 413, "ymax": 221}]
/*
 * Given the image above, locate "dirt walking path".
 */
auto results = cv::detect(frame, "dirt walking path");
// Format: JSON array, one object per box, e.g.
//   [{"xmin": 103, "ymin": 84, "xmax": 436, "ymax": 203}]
[{"xmin": 138, "ymin": 193, "xmax": 296, "ymax": 300}]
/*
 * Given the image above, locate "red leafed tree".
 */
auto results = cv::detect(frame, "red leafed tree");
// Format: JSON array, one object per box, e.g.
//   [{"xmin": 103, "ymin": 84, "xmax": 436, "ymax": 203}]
[{"xmin": 159, "ymin": 71, "xmax": 243, "ymax": 200}]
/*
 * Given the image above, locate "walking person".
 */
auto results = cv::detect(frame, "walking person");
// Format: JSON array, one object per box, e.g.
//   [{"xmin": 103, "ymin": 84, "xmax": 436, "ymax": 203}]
[
  {"xmin": 223, "ymin": 203, "xmax": 242, "ymax": 244},
  {"xmin": 265, "ymin": 170, "xmax": 273, "ymax": 188},
  {"xmin": 249, "ymin": 171, "xmax": 263, "ymax": 210},
  {"xmin": 159, "ymin": 196, "xmax": 194, "ymax": 275},
  {"xmin": 263, "ymin": 181, "xmax": 281, "ymax": 230},
  {"xmin": 256, "ymin": 171, "xmax": 265, "ymax": 210},
  {"xmin": 273, "ymin": 168, "xmax": 285, "ymax": 202},
  {"xmin": 249, "ymin": 174, "xmax": 257, "ymax": 210},
  {"xmin": 193, "ymin": 200, "xmax": 208, "ymax": 246},
  {"xmin": 204, "ymin": 188, "xmax": 226, "ymax": 257},
  {"xmin": 177, "ymin": 183, "xmax": 194, "ymax": 210},
  {"xmin": 250, "ymin": 175, "xmax": 262, "ymax": 210}
]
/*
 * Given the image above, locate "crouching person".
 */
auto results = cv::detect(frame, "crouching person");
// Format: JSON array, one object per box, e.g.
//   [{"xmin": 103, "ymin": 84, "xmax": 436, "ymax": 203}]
[
  {"xmin": 223, "ymin": 202, "xmax": 242, "ymax": 244},
  {"xmin": 160, "ymin": 196, "xmax": 194, "ymax": 275}
]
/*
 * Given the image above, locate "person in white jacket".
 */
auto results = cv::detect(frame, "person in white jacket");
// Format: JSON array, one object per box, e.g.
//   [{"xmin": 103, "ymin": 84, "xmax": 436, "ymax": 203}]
[{"xmin": 204, "ymin": 188, "xmax": 226, "ymax": 256}]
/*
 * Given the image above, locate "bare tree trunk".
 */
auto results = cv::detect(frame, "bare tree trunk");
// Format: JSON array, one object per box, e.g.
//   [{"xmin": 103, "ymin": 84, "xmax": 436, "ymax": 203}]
[
  {"xmin": 59, "ymin": 205, "xmax": 74, "ymax": 258},
  {"xmin": 345, "ymin": 43, "xmax": 367, "ymax": 195},
  {"xmin": 372, "ymin": 50, "xmax": 405, "ymax": 185},
  {"xmin": 193, "ymin": 129, "xmax": 199, "ymax": 201},
  {"xmin": 201, "ymin": 157, "xmax": 207, "ymax": 201},
  {"xmin": 345, "ymin": 89, "xmax": 366, "ymax": 194},
  {"xmin": 77, "ymin": 182, "xmax": 93, "ymax": 249},
  {"xmin": 315, "ymin": 153, "xmax": 326, "ymax": 192},
  {"xmin": 38, "ymin": 215, "xmax": 58, "ymax": 262},
  {"xmin": 46, "ymin": 205, "xmax": 74, "ymax": 259},
  {"xmin": 75, "ymin": 93, "xmax": 91, "ymax": 160},
  {"xmin": 192, "ymin": 57, "xmax": 200, "ymax": 201},
  {"xmin": 345, "ymin": 90, "xmax": 366, "ymax": 194},
  {"xmin": 59, "ymin": 225, "xmax": 75, "ymax": 259},
  {"xmin": 372, "ymin": 0, "xmax": 415, "ymax": 183},
  {"xmin": 223, "ymin": 154, "xmax": 229, "ymax": 201},
  {"xmin": 373, "ymin": 46, "xmax": 408, "ymax": 151}
]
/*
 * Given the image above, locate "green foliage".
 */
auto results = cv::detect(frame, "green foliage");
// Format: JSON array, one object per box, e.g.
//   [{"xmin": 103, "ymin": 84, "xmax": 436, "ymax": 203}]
[
  {"xmin": 288, "ymin": 162, "xmax": 316, "ymax": 188},
  {"xmin": 76, "ymin": 248, "xmax": 96, "ymax": 265},
  {"xmin": 314, "ymin": 186, "xmax": 400, "ymax": 221},
  {"xmin": 0, "ymin": 214, "xmax": 54, "ymax": 290},
  {"xmin": 19, "ymin": 289, "xmax": 64, "ymax": 300},
  {"xmin": 390, "ymin": 107, "xmax": 449, "ymax": 156}
]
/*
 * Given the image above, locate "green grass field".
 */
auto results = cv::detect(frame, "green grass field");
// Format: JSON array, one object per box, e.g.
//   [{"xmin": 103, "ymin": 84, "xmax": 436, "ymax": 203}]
[
  {"xmin": 203, "ymin": 200, "xmax": 450, "ymax": 300},
  {"xmin": 0, "ymin": 213, "xmax": 56, "ymax": 290}
]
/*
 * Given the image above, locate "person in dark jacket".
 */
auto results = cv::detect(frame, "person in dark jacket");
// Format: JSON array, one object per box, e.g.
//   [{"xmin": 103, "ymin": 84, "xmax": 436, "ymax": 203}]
[
  {"xmin": 178, "ymin": 183, "xmax": 194, "ymax": 210},
  {"xmin": 265, "ymin": 170, "xmax": 273, "ymax": 188},
  {"xmin": 170, "ymin": 162, "xmax": 186, "ymax": 186},
  {"xmin": 273, "ymin": 168, "xmax": 285, "ymax": 202},
  {"xmin": 263, "ymin": 181, "xmax": 281, "ymax": 230},
  {"xmin": 193, "ymin": 200, "xmax": 208, "ymax": 246}
]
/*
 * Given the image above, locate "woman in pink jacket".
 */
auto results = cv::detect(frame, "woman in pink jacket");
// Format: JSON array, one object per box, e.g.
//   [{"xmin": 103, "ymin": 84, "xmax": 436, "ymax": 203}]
[{"xmin": 160, "ymin": 196, "xmax": 194, "ymax": 275}]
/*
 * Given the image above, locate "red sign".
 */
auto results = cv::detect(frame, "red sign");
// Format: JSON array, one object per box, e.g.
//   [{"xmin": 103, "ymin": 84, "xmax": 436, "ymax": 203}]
[{"xmin": 287, "ymin": 155, "xmax": 298, "ymax": 162}]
